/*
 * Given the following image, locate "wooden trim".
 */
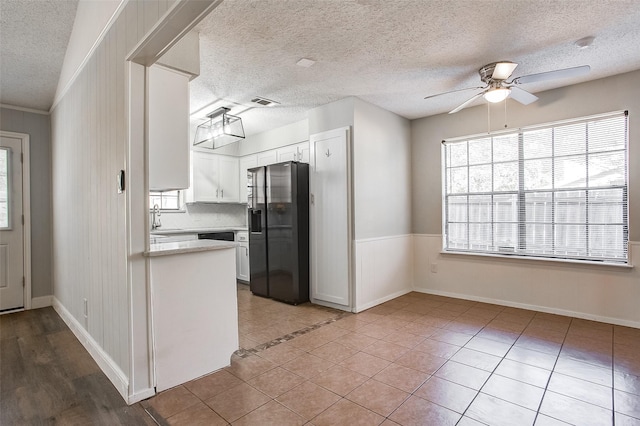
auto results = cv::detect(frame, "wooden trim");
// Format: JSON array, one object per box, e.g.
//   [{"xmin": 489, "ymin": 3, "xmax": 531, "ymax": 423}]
[{"xmin": 0, "ymin": 104, "xmax": 49, "ymax": 115}]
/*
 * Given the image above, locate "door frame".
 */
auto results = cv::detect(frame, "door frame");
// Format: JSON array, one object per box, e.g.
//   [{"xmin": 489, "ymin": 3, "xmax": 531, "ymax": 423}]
[{"xmin": 0, "ymin": 130, "xmax": 31, "ymax": 310}]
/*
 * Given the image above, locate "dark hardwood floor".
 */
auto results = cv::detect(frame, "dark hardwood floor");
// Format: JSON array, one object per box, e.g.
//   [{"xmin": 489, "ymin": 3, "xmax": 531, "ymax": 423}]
[{"xmin": 0, "ymin": 307, "xmax": 154, "ymax": 425}]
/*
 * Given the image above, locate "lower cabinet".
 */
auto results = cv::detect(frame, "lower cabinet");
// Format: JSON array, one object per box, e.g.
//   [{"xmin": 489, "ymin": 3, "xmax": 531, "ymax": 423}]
[{"xmin": 236, "ymin": 231, "xmax": 249, "ymax": 282}]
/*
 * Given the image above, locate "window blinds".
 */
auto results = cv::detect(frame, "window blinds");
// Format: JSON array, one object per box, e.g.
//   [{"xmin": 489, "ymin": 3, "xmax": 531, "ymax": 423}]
[{"xmin": 442, "ymin": 111, "xmax": 628, "ymax": 264}]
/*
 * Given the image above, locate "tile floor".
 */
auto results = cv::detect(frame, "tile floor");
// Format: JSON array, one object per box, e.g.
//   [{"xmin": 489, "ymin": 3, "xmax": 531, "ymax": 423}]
[{"xmin": 142, "ymin": 285, "xmax": 640, "ymax": 425}]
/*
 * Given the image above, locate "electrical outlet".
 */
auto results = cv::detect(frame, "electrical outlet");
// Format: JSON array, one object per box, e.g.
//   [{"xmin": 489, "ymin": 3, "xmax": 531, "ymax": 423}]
[
  {"xmin": 83, "ymin": 298, "xmax": 88, "ymax": 318},
  {"xmin": 430, "ymin": 263, "xmax": 438, "ymax": 273}
]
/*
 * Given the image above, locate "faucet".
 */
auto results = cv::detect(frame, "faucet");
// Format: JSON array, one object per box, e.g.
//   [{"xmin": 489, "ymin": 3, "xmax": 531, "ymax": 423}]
[{"xmin": 151, "ymin": 204, "xmax": 162, "ymax": 230}]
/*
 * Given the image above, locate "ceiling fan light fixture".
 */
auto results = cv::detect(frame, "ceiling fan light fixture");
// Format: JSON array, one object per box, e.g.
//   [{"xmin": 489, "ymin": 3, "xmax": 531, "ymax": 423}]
[{"xmin": 484, "ymin": 87, "xmax": 511, "ymax": 103}]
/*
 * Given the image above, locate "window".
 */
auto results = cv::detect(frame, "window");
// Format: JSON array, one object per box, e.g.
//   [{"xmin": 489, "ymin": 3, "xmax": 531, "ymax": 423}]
[
  {"xmin": 442, "ymin": 111, "xmax": 628, "ymax": 264},
  {"xmin": 149, "ymin": 190, "xmax": 182, "ymax": 210},
  {"xmin": 0, "ymin": 148, "xmax": 9, "ymax": 228}
]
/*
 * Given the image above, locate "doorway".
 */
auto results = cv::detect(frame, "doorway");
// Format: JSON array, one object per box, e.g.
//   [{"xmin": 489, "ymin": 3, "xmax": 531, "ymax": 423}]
[{"xmin": 0, "ymin": 131, "xmax": 31, "ymax": 312}]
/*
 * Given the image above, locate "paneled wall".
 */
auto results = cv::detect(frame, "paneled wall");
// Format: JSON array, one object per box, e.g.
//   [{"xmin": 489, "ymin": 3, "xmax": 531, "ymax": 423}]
[
  {"xmin": 0, "ymin": 107, "xmax": 52, "ymax": 299},
  {"xmin": 50, "ymin": 0, "xmax": 178, "ymax": 394}
]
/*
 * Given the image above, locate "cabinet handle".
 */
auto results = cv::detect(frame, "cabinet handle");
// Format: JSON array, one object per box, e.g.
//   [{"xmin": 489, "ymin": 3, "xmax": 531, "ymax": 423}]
[
  {"xmin": 221, "ymin": 189, "xmax": 224, "ymax": 198},
  {"xmin": 216, "ymin": 189, "xmax": 219, "ymax": 198},
  {"xmin": 245, "ymin": 247, "xmax": 248, "ymax": 256}
]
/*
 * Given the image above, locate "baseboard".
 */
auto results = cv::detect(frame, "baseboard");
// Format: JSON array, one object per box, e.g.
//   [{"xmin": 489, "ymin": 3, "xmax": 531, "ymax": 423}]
[
  {"xmin": 127, "ymin": 387, "xmax": 156, "ymax": 404},
  {"xmin": 355, "ymin": 288, "xmax": 413, "ymax": 313},
  {"xmin": 31, "ymin": 295, "xmax": 52, "ymax": 309},
  {"xmin": 52, "ymin": 297, "xmax": 130, "ymax": 401},
  {"xmin": 413, "ymin": 288, "xmax": 640, "ymax": 329}
]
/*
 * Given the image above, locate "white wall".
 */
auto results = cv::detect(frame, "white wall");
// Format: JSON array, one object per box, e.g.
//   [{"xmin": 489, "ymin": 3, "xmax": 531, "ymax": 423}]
[
  {"xmin": 411, "ymin": 70, "xmax": 640, "ymax": 327},
  {"xmin": 54, "ymin": 0, "xmax": 125, "ymax": 106},
  {"xmin": 50, "ymin": 0, "xmax": 180, "ymax": 402}
]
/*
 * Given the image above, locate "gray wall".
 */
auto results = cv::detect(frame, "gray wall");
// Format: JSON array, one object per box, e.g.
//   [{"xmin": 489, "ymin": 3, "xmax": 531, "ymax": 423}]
[
  {"xmin": 411, "ymin": 69, "xmax": 640, "ymax": 241},
  {"xmin": 0, "ymin": 107, "xmax": 52, "ymax": 298}
]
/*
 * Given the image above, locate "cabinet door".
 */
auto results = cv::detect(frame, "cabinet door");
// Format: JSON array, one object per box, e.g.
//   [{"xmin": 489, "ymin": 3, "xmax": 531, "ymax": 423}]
[
  {"xmin": 256, "ymin": 150, "xmax": 277, "ymax": 166},
  {"xmin": 237, "ymin": 243, "xmax": 250, "ymax": 282},
  {"xmin": 192, "ymin": 151, "xmax": 219, "ymax": 202},
  {"xmin": 239, "ymin": 155, "xmax": 257, "ymax": 204},
  {"xmin": 297, "ymin": 142, "xmax": 310, "ymax": 163},
  {"xmin": 276, "ymin": 145, "xmax": 298, "ymax": 162},
  {"xmin": 148, "ymin": 65, "xmax": 190, "ymax": 190},
  {"xmin": 218, "ymin": 156, "xmax": 239, "ymax": 202}
]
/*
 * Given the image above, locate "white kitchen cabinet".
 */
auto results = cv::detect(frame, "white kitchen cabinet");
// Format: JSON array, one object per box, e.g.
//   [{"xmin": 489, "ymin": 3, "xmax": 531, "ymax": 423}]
[
  {"xmin": 191, "ymin": 151, "xmax": 239, "ymax": 203},
  {"xmin": 256, "ymin": 150, "xmax": 277, "ymax": 167},
  {"xmin": 239, "ymin": 155, "xmax": 257, "ymax": 204},
  {"xmin": 275, "ymin": 142, "xmax": 310, "ymax": 164},
  {"xmin": 235, "ymin": 231, "xmax": 249, "ymax": 282},
  {"xmin": 148, "ymin": 65, "xmax": 190, "ymax": 190}
]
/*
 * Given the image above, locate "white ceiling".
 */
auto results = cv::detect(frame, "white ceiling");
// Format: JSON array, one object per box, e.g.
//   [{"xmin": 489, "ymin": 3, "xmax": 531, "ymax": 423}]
[
  {"xmin": 0, "ymin": 0, "xmax": 78, "ymax": 111},
  {"xmin": 191, "ymin": 0, "xmax": 640, "ymax": 137}
]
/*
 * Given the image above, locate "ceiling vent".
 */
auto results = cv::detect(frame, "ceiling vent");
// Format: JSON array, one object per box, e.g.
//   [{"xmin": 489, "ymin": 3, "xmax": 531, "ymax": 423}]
[{"xmin": 251, "ymin": 97, "xmax": 279, "ymax": 107}]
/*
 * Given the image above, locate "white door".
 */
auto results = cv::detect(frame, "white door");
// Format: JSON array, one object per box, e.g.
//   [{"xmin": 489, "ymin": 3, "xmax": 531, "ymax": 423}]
[
  {"xmin": 310, "ymin": 127, "xmax": 351, "ymax": 308},
  {"xmin": 218, "ymin": 156, "xmax": 239, "ymax": 202},
  {"xmin": 0, "ymin": 136, "xmax": 24, "ymax": 311},
  {"xmin": 192, "ymin": 151, "xmax": 219, "ymax": 202}
]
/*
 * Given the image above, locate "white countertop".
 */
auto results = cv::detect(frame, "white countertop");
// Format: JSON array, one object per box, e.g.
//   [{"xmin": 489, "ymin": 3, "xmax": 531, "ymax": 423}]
[{"xmin": 144, "ymin": 239, "xmax": 238, "ymax": 257}]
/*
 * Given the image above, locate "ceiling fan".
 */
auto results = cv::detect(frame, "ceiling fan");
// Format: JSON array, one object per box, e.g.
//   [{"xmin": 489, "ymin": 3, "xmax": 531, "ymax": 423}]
[{"xmin": 425, "ymin": 61, "xmax": 591, "ymax": 114}]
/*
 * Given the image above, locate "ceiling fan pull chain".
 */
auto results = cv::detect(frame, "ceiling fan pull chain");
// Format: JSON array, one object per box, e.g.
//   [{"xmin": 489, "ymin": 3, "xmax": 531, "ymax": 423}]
[
  {"xmin": 487, "ymin": 101, "xmax": 491, "ymax": 134},
  {"xmin": 504, "ymin": 98, "xmax": 508, "ymax": 128}
]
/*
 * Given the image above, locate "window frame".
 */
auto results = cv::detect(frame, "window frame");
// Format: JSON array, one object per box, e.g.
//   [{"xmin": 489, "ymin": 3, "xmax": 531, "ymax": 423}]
[
  {"xmin": 441, "ymin": 111, "xmax": 629, "ymax": 265},
  {"xmin": 149, "ymin": 190, "xmax": 184, "ymax": 211}
]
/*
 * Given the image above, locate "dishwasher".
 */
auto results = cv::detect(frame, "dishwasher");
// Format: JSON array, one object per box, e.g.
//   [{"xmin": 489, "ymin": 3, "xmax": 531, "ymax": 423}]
[{"xmin": 197, "ymin": 232, "xmax": 235, "ymax": 242}]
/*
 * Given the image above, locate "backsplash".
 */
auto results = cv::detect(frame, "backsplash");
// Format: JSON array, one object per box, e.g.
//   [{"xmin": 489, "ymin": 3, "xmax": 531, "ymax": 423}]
[{"xmin": 152, "ymin": 203, "xmax": 247, "ymax": 230}]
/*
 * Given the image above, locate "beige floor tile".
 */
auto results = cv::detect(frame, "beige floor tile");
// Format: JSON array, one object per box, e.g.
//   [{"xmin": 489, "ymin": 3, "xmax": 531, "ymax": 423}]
[
  {"xmin": 276, "ymin": 381, "xmax": 341, "ymax": 421},
  {"xmin": 395, "ymin": 349, "xmax": 447, "ymax": 374},
  {"xmin": 547, "ymin": 372, "xmax": 613, "ymax": 409},
  {"xmin": 373, "ymin": 363, "xmax": 431, "ymax": 393},
  {"xmin": 281, "ymin": 353, "xmax": 335, "ymax": 379},
  {"xmin": 534, "ymin": 414, "xmax": 573, "ymax": 425},
  {"xmin": 482, "ymin": 374, "xmax": 545, "ymax": 411},
  {"xmin": 143, "ymin": 385, "xmax": 201, "ymax": 419},
  {"xmin": 258, "ymin": 342, "xmax": 305, "ymax": 365},
  {"xmin": 554, "ymin": 356, "xmax": 612, "ymax": 387},
  {"xmin": 287, "ymin": 332, "xmax": 331, "ymax": 352},
  {"xmin": 340, "ymin": 351, "xmax": 391, "ymax": 377},
  {"xmin": 332, "ymin": 331, "xmax": 378, "ymax": 351},
  {"xmin": 614, "ymin": 411, "xmax": 640, "ymax": 426},
  {"xmin": 414, "ymin": 376, "xmax": 477, "ymax": 414},
  {"xmin": 615, "ymin": 371, "xmax": 640, "ymax": 396},
  {"xmin": 247, "ymin": 367, "xmax": 305, "ymax": 398},
  {"xmin": 514, "ymin": 335, "xmax": 562, "ymax": 356},
  {"xmin": 539, "ymin": 391, "xmax": 613, "ymax": 426},
  {"xmin": 450, "ymin": 347, "xmax": 502, "ymax": 372},
  {"xmin": 381, "ymin": 330, "xmax": 426, "ymax": 349},
  {"xmin": 389, "ymin": 395, "xmax": 461, "ymax": 426},
  {"xmin": 310, "ymin": 364, "xmax": 368, "ymax": 396},
  {"xmin": 346, "ymin": 379, "xmax": 410, "ymax": 417},
  {"xmin": 184, "ymin": 369, "xmax": 244, "ymax": 401},
  {"xmin": 493, "ymin": 359, "xmax": 551, "ymax": 388},
  {"xmin": 413, "ymin": 338, "xmax": 460, "ymax": 359},
  {"xmin": 166, "ymin": 401, "xmax": 227, "ymax": 426},
  {"xmin": 505, "ymin": 346, "xmax": 558, "ymax": 370},
  {"xmin": 465, "ymin": 335, "xmax": 512, "ymax": 357},
  {"xmin": 434, "ymin": 361, "xmax": 491, "ymax": 390},
  {"xmin": 615, "ymin": 389, "xmax": 640, "ymax": 420},
  {"xmin": 226, "ymin": 355, "xmax": 277, "ymax": 382},
  {"xmin": 361, "ymin": 340, "xmax": 410, "ymax": 361},
  {"xmin": 430, "ymin": 329, "xmax": 473, "ymax": 346},
  {"xmin": 311, "ymin": 398, "xmax": 385, "ymax": 426},
  {"xmin": 204, "ymin": 383, "xmax": 271, "ymax": 423},
  {"xmin": 466, "ymin": 393, "xmax": 537, "ymax": 426},
  {"xmin": 310, "ymin": 341, "xmax": 359, "ymax": 362},
  {"xmin": 232, "ymin": 400, "xmax": 305, "ymax": 426}
]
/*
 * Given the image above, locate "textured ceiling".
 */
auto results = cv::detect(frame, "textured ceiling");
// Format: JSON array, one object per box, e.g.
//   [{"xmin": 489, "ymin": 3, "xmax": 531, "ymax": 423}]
[
  {"xmin": 0, "ymin": 0, "xmax": 78, "ymax": 111},
  {"xmin": 192, "ymin": 0, "xmax": 640, "ymax": 137}
]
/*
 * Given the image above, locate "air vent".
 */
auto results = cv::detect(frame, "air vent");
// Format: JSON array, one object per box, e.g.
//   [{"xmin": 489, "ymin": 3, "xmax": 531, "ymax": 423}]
[{"xmin": 251, "ymin": 97, "xmax": 279, "ymax": 107}]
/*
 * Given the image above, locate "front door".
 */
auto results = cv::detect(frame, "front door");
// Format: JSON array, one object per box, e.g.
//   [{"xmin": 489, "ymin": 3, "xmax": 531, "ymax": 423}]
[{"xmin": 0, "ymin": 136, "xmax": 24, "ymax": 311}]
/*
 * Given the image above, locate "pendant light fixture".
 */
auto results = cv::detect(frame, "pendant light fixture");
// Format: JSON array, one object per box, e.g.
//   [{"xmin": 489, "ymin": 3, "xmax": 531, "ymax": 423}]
[
  {"xmin": 483, "ymin": 86, "xmax": 511, "ymax": 103},
  {"xmin": 193, "ymin": 107, "xmax": 245, "ymax": 149}
]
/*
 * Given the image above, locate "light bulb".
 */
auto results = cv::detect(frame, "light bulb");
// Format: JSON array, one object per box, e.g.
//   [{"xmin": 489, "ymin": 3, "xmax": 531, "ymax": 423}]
[{"xmin": 484, "ymin": 87, "xmax": 511, "ymax": 103}]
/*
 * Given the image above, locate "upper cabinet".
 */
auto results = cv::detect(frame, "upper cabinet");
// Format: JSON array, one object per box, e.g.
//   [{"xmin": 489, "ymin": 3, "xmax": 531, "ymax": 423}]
[
  {"xmin": 276, "ymin": 142, "xmax": 310, "ymax": 163},
  {"xmin": 191, "ymin": 151, "xmax": 239, "ymax": 203},
  {"xmin": 148, "ymin": 65, "xmax": 190, "ymax": 191},
  {"xmin": 239, "ymin": 155, "xmax": 257, "ymax": 204}
]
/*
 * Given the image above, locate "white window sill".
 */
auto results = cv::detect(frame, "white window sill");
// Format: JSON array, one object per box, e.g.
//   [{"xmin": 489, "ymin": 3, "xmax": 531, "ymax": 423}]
[{"xmin": 440, "ymin": 250, "xmax": 633, "ymax": 269}]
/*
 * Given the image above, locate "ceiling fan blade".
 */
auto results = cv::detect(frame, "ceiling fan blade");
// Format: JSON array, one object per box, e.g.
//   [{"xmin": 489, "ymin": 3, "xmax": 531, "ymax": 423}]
[
  {"xmin": 509, "ymin": 86, "xmax": 539, "ymax": 105},
  {"xmin": 424, "ymin": 86, "xmax": 485, "ymax": 100},
  {"xmin": 512, "ymin": 65, "xmax": 591, "ymax": 85},
  {"xmin": 492, "ymin": 62, "xmax": 518, "ymax": 80},
  {"xmin": 449, "ymin": 92, "xmax": 485, "ymax": 114}
]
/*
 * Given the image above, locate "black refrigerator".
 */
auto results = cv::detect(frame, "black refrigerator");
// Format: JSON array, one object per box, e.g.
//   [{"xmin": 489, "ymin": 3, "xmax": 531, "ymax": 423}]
[{"xmin": 247, "ymin": 161, "xmax": 309, "ymax": 305}]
